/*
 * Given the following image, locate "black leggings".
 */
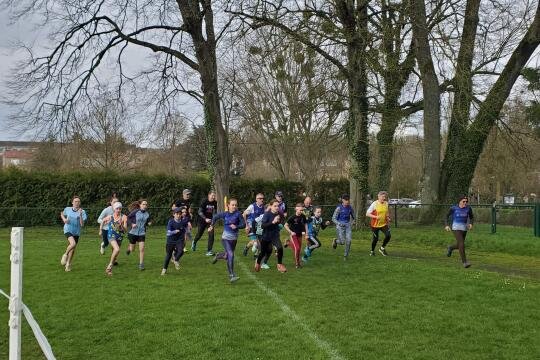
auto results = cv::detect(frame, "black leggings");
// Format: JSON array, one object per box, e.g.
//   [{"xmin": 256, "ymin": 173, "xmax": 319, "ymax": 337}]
[
  {"xmin": 307, "ymin": 236, "xmax": 321, "ymax": 250},
  {"xmin": 163, "ymin": 240, "xmax": 185, "ymax": 269},
  {"xmin": 450, "ymin": 230, "xmax": 467, "ymax": 263},
  {"xmin": 257, "ymin": 237, "xmax": 283, "ymax": 265},
  {"xmin": 371, "ymin": 225, "xmax": 391, "ymax": 251},
  {"xmin": 193, "ymin": 219, "xmax": 215, "ymax": 251}
]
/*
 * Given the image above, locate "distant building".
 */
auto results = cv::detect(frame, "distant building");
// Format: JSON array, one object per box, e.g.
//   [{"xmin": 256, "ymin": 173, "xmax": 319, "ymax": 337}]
[{"xmin": 0, "ymin": 141, "xmax": 39, "ymax": 168}]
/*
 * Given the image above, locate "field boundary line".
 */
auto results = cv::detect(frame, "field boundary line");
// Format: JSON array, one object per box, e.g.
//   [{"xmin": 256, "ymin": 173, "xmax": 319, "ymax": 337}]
[{"xmin": 238, "ymin": 262, "xmax": 346, "ymax": 360}]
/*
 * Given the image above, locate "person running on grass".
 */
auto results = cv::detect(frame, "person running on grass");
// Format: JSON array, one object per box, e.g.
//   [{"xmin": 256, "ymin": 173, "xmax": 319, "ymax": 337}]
[
  {"xmin": 101, "ymin": 202, "xmax": 127, "ymax": 276},
  {"xmin": 285, "ymin": 203, "xmax": 308, "ymax": 269},
  {"xmin": 209, "ymin": 198, "xmax": 246, "ymax": 283},
  {"xmin": 366, "ymin": 191, "xmax": 392, "ymax": 256},
  {"xmin": 332, "ymin": 194, "xmax": 355, "ymax": 259},
  {"xmin": 445, "ymin": 195, "xmax": 474, "ymax": 268},
  {"xmin": 242, "ymin": 193, "xmax": 265, "ymax": 257},
  {"xmin": 192, "ymin": 191, "xmax": 217, "ymax": 255},
  {"xmin": 255, "ymin": 199, "xmax": 287, "ymax": 273},
  {"xmin": 126, "ymin": 199, "xmax": 151, "ymax": 270},
  {"xmin": 162, "ymin": 207, "xmax": 191, "ymax": 275},
  {"xmin": 97, "ymin": 194, "xmax": 119, "ymax": 255},
  {"xmin": 172, "ymin": 189, "xmax": 193, "ymax": 252},
  {"xmin": 303, "ymin": 206, "xmax": 331, "ymax": 262},
  {"xmin": 60, "ymin": 195, "xmax": 87, "ymax": 272},
  {"xmin": 302, "ymin": 196, "xmax": 314, "ymax": 219}
]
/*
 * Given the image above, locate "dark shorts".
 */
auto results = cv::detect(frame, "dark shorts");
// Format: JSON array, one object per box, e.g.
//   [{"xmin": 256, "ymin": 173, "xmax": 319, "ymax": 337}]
[
  {"xmin": 64, "ymin": 233, "xmax": 80, "ymax": 243},
  {"xmin": 128, "ymin": 234, "xmax": 146, "ymax": 244}
]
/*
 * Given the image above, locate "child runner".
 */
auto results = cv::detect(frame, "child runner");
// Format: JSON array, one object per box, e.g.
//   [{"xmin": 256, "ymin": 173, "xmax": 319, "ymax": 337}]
[
  {"xmin": 172, "ymin": 189, "xmax": 193, "ymax": 252},
  {"xmin": 366, "ymin": 191, "xmax": 392, "ymax": 256},
  {"xmin": 332, "ymin": 194, "xmax": 355, "ymax": 259},
  {"xmin": 445, "ymin": 195, "xmax": 474, "ymax": 268},
  {"xmin": 162, "ymin": 207, "xmax": 191, "ymax": 275},
  {"xmin": 209, "ymin": 198, "xmax": 246, "ymax": 283},
  {"xmin": 254, "ymin": 213, "xmax": 270, "ymax": 269},
  {"xmin": 126, "ymin": 199, "xmax": 151, "ymax": 270},
  {"xmin": 255, "ymin": 199, "xmax": 287, "ymax": 273},
  {"xmin": 285, "ymin": 203, "xmax": 308, "ymax": 268},
  {"xmin": 101, "ymin": 202, "xmax": 127, "ymax": 276},
  {"xmin": 303, "ymin": 206, "xmax": 331, "ymax": 262},
  {"xmin": 302, "ymin": 196, "xmax": 314, "ymax": 218},
  {"xmin": 60, "ymin": 196, "xmax": 87, "ymax": 272},
  {"xmin": 192, "ymin": 191, "xmax": 217, "ymax": 255},
  {"xmin": 97, "ymin": 194, "xmax": 119, "ymax": 255},
  {"xmin": 242, "ymin": 193, "xmax": 266, "ymax": 256}
]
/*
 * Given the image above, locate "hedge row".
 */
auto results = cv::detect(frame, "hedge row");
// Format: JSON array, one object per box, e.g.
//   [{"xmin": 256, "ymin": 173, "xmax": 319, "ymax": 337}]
[{"xmin": 0, "ymin": 169, "xmax": 349, "ymax": 226}]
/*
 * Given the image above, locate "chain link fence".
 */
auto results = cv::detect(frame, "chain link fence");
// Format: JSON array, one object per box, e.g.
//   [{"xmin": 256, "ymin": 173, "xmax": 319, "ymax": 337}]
[{"xmin": 1, "ymin": 203, "xmax": 539, "ymax": 236}]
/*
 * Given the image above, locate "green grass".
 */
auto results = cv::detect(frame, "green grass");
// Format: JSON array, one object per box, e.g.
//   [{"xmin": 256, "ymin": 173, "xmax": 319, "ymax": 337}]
[{"xmin": 1, "ymin": 225, "xmax": 539, "ymax": 359}]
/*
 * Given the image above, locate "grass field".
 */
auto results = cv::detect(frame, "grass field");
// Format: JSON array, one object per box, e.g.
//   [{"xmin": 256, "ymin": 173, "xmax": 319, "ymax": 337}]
[{"xmin": 1, "ymin": 224, "xmax": 539, "ymax": 359}]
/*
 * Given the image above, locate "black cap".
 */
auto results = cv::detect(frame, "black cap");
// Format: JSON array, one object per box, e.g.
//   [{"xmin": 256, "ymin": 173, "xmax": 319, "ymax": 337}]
[{"xmin": 341, "ymin": 194, "xmax": 350, "ymax": 200}]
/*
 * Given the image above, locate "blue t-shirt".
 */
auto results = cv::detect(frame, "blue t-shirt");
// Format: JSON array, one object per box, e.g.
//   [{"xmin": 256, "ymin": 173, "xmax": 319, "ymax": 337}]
[
  {"xmin": 63, "ymin": 207, "xmax": 87, "ymax": 236},
  {"xmin": 212, "ymin": 210, "xmax": 246, "ymax": 240},
  {"xmin": 446, "ymin": 205, "xmax": 474, "ymax": 231},
  {"xmin": 333, "ymin": 204, "xmax": 354, "ymax": 225},
  {"xmin": 166, "ymin": 217, "xmax": 190, "ymax": 244},
  {"xmin": 128, "ymin": 210, "xmax": 150, "ymax": 236}
]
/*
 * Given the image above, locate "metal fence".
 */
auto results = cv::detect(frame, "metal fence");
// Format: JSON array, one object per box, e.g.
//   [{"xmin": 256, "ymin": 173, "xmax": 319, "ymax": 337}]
[{"xmin": 1, "ymin": 203, "xmax": 539, "ymax": 237}]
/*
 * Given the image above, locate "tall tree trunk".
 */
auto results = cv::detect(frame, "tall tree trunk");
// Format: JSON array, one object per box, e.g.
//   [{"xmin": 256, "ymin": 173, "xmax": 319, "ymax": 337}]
[
  {"xmin": 442, "ymin": 2, "xmax": 540, "ymax": 203},
  {"xmin": 179, "ymin": 0, "xmax": 230, "ymax": 210},
  {"xmin": 439, "ymin": 0, "xmax": 481, "ymax": 202},
  {"xmin": 376, "ymin": 93, "xmax": 400, "ymax": 191},
  {"xmin": 337, "ymin": 0, "xmax": 370, "ymax": 220},
  {"xmin": 410, "ymin": 0, "xmax": 440, "ymax": 204}
]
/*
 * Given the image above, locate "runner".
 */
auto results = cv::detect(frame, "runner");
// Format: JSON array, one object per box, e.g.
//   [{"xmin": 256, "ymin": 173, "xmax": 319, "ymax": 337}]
[
  {"xmin": 209, "ymin": 198, "xmax": 246, "ymax": 283},
  {"xmin": 101, "ymin": 202, "xmax": 127, "ymax": 276},
  {"xmin": 59, "ymin": 196, "xmax": 87, "ymax": 272},
  {"xmin": 366, "ymin": 191, "xmax": 391, "ymax": 256},
  {"xmin": 97, "ymin": 194, "xmax": 119, "ymax": 255},
  {"xmin": 242, "ymin": 193, "xmax": 265, "ymax": 257},
  {"xmin": 162, "ymin": 207, "xmax": 191, "ymax": 275},
  {"xmin": 255, "ymin": 199, "xmax": 287, "ymax": 273},
  {"xmin": 303, "ymin": 206, "xmax": 330, "ymax": 261},
  {"xmin": 192, "ymin": 191, "xmax": 217, "ymax": 255},
  {"xmin": 445, "ymin": 195, "xmax": 474, "ymax": 268},
  {"xmin": 126, "ymin": 199, "xmax": 151, "ymax": 270},
  {"xmin": 332, "ymin": 194, "xmax": 355, "ymax": 259}
]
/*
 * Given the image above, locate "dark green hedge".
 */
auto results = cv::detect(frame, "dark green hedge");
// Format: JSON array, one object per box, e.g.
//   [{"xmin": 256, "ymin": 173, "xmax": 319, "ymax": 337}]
[{"xmin": 0, "ymin": 168, "xmax": 349, "ymax": 227}]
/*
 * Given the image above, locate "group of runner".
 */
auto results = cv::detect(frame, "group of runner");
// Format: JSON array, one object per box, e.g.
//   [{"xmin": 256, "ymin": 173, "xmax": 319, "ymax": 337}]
[{"xmin": 58, "ymin": 189, "xmax": 474, "ymax": 281}]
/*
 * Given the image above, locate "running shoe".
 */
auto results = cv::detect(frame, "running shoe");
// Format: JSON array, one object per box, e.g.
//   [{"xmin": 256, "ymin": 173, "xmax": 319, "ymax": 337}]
[
  {"xmin": 261, "ymin": 263, "xmax": 270, "ymax": 270},
  {"xmin": 254, "ymin": 262, "xmax": 261, "ymax": 272},
  {"xmin": 243, "ymin": 246, "xmax": 249, "ymax": 256},
  {"xmin": 161, "ymin": 269, "xmax": 167, "ymax": 276},
  {"xmin": 230, "ymin": 275, "xmax": 240, "ymax": 283},
  {"xmin": 64, "ymin": 264, "xmax": 72, "ymax": 272},
  {"xmin": 174, "ymin": 260, "xmax": 181, "ymax": 270},
  {"xmin": 113, "ymin": 261, "xmax": 119, "ymax": 266},
  {"xmin": 446, "ymin": 246, "xmax": 453, "ymax": 257},
  {"xmin": 463, "ymin": 262, "xmax": 471, "ymax": 268},
  {"xmin": 302, "ymin": 255, "xmax": 309, "ymax": 262},
  {"xmin": 105, "ymin": 265, "xmax": 113, "ymax": 276},
  {"xmin": 60, "ymin": 253, "xmax": 67, "ymax": 266},
  {"xmin": 211, "ymin": 254, "xmax": 219, "ymax": 264},
  {"xmin": 295, "ymin": 263, "xmax": 301, "ymax": 269},
  {"xmin": 379, "ymin": 247, "xmax": 388, "ymax": 256},
  {"xmin": 304, "ymin": 247, "xmax": 312, "ymax": 257},
  {"xmin": 205, "ymin": 251, "xmax": 214, "ymax": 256},
  {"xmin": 370, "ymin": 251, "xmax": 375, "ymax": 256},
  {"xmin": 251, "ymin": 244, "xmax": 258, "ymax": 253},
  {"xmin": 332, "ymin": 239, "xmax": 337, "ymax": 249},
  {"xmin": 139, "ymin": 263, "xmax": 145, "ymax": 271},
  {"xmin": 100, "ymin": 242, "xmax": 105, "ymax": 255},
  {"xmin": 284, "ymin": 239, "xmax": 290, "ymax": 248},
  {"xmin": 183, "ymin": 247, "xmax": 188, "ymax": 253},
  {"xmin": 191, "ymin": 242, "xmax": 197, "ymax": 251},
  {"xmin": 277, "ymin": 264, "xmax": 287, "ymax": 273}
]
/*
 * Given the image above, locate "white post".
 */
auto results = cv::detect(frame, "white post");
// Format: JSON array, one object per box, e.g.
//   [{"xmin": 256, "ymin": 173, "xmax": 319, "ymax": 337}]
[{"xmin": 9, "ymin": 227, "xmax": 23, "ymax": 360}]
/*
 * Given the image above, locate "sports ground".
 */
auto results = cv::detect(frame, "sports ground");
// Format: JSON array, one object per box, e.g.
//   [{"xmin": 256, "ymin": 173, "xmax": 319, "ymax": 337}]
[{"xmin": 1, "ymin": 224, "xmax": 539, "ymax": 359}]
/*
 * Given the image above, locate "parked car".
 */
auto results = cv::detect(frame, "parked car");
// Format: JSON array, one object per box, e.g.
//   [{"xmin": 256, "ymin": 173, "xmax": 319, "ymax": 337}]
[
  {"xmin": 408, "ymin": 200, "xmax": 422, "ymax": 208},
  {"xmin": 389, "ymin": 199, "xmax": 399, "ymax": 205}
]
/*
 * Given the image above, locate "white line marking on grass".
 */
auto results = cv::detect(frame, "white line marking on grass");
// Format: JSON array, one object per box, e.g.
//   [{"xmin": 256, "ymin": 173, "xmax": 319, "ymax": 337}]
[{"xmin": 239, "ymin": 262, "xmax": 346, "ymax": 360}]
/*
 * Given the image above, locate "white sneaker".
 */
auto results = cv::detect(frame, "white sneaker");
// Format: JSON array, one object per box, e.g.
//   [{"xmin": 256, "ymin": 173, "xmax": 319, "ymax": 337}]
[
  {"xmin": 60, "ymin": 254, "xmax": 67, "ymax": 266},
  {"xmin": 100, "ymin": 243, "xmax": 105, "ymax": 255},
  {"xmin": 261, "ymin": 263, "xmax": 270, "ymax": 270},
  {"xmin": 64, "ymin": 264, "xmax": 72, "ymax": 272},
  {"xmin": 161, "ymin": 269, "xmax": 167, "ymax": 276},
  {"xmin": 174, "ymin": 261, "xmax": 180, "ymax": 270}
]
